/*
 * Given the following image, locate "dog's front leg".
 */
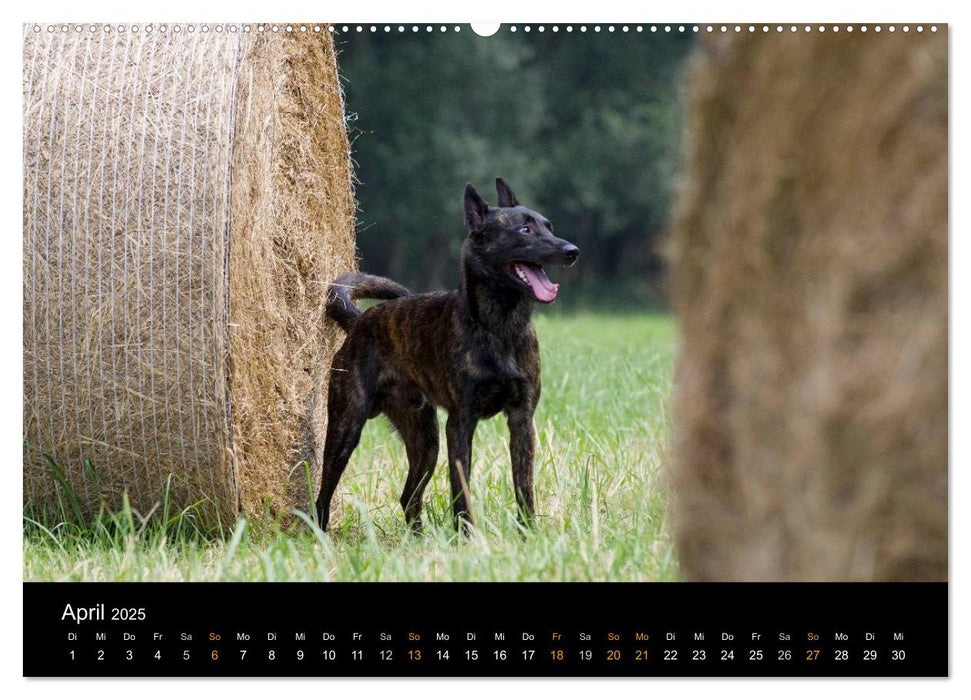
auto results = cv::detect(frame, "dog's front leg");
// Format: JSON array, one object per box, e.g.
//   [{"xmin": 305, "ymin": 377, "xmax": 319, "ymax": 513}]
[
  {"xmin": 446, "ymin": 413, "xmax": 477, "ymax": 533},
  {"xmin": 506, "ymin": 406, "xmax": 536, "ymax": 529}
]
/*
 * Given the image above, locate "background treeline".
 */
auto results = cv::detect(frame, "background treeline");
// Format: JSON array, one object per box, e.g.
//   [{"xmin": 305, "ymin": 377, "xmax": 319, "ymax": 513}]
[{"xmin": 336, "ymin": 29, "xmax": 694, "ymax": 309}]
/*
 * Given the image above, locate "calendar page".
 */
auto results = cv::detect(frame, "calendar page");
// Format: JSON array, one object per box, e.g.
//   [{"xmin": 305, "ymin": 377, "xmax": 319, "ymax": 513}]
[{"xmin": 21, "ymin": 20, "xmax": 947, "ymax": 678}]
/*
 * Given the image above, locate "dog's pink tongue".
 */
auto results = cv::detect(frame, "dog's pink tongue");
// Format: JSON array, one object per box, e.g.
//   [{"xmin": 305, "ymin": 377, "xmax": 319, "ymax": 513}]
[{"xmin": 521, "ymin": 264, "xmax": 558, "ymax": 302}]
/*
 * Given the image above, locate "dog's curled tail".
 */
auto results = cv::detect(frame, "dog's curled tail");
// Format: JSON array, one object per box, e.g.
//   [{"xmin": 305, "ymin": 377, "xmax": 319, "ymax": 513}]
[{"xmin": 326, "ymin": 272, "xmax": 411, "ymax": 332}]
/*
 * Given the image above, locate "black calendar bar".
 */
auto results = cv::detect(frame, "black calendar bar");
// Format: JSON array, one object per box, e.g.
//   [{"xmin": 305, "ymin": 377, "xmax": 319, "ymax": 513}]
[{"xmin": 24, "ymin": 582, "xmax": 947, "ymax": 677}]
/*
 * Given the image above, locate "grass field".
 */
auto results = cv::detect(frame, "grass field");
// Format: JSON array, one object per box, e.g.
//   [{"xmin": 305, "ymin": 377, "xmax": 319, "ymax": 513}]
[{"xmin": 23, "ymin": 314, "xmax": 679, "ymax": 582}]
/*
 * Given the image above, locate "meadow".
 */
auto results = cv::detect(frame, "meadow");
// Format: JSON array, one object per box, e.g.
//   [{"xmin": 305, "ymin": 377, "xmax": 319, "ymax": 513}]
[{"xmin": 23, "ymin": 314, "xmax": 679, "ymax": 582}]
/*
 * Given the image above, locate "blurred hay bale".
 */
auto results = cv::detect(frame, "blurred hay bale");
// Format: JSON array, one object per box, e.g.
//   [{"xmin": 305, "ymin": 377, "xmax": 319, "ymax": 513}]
[
  {"xmin": 23, "ymin": 25, "xmax": 356, "ymax": 525},
  {"xmin": 670, "ymin": 29, "xmax": 947, "ymax": 581}
]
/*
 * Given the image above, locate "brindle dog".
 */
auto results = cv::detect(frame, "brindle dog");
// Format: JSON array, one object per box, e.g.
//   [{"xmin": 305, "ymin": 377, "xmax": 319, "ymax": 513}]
[{"xmin": 316, "ymin": 178, "xmax": 579, "ymax": 533}]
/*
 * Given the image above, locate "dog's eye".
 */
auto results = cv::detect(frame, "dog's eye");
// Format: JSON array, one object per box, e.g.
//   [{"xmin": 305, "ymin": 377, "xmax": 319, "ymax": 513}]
[{"xmin": 519, "ymin": 225, "xmax": 530, "ymax": 234}]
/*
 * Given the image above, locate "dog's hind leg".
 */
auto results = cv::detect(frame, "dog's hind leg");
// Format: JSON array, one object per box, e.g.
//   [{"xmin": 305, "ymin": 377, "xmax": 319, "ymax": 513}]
[
  {"xmin": 316, "ymin": 408, "xmax": 368, "ymax": 531},
  {"xmin": 315, "ymin": 357, "xmax": 373, "ymax": 531},
  {"xmin": 387, "ymin": 402, "xmax": 439, "ymax": 533},
  {"xmin": 446, "ymin": 413, "xmax": 478, "ymax": 533}
]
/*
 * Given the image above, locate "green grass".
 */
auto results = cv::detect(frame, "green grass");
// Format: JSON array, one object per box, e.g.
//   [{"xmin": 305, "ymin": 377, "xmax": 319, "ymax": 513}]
[{"xmin": 23, "ymin": 313, "xmax": 680, "ymax": 582}]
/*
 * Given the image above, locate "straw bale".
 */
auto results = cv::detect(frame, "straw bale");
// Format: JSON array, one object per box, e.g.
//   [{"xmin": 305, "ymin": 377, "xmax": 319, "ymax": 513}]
[
  {"xmin": 23, "ymin": 24, "xmax": 355, "ymax": 525},
  {"xmin": 670, "ymin": 29, "xmax": 947, "ymax": 581}
]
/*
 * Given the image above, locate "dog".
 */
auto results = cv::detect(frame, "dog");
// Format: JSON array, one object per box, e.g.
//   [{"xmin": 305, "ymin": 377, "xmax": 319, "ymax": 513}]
[{"xmin": 315, "ymin": 178, "xmax": 579, "ymax": 533}]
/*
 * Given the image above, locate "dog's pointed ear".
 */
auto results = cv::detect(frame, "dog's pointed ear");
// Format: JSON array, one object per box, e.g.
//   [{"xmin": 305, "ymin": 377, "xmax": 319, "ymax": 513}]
[
  {"xmin": 464, "ymin": 183, "xmax": 490, "ymax": 231},
  {"xmin": 495, "ymin": 177, "xmax": 519, "ymax": 208}
]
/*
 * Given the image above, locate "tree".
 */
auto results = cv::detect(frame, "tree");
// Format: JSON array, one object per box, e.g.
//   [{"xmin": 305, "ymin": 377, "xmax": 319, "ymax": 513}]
[{"xmin": 337, "ymin": 28, "xmax": 693, "ymax": 308}]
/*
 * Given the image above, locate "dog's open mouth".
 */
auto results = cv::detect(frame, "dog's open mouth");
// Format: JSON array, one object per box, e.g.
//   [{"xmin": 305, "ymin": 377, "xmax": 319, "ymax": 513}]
[{"xmin": 508, "ymin": 262, "xmax": 559, "ymax": 303}]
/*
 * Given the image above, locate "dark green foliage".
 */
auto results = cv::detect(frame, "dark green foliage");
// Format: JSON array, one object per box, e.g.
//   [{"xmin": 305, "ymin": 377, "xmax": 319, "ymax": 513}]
[{"xmin": 337, "ymin": 29, "xmax": 693, "ymax": 309}]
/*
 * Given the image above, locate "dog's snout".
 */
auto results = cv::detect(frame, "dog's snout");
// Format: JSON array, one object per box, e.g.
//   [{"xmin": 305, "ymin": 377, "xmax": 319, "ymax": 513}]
[{"xmin": 561, "ymin": 244, "xmax": 580, "ymax": 266}]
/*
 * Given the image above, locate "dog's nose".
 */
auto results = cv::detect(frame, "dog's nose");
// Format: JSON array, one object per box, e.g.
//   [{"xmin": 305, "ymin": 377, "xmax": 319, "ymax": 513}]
[{"xmin": 561, "ymin": 244, "xmax": 580, "ymax": 266}]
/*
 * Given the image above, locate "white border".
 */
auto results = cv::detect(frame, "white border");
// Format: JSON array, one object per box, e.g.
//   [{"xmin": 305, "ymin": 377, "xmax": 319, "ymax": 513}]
[{"xmin": 2, "ymin": 0, "xmax": 963, "ymax": 697}]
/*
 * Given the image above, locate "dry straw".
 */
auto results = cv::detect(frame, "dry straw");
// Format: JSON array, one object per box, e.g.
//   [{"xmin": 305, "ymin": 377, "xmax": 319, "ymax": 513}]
[
  {"xmin": 670, "ymin": 29, "xmax": 947, "ymax": 581},
  {"xmin": 23, "ymin": 25, "xmax": 356, "ymax": 525}
]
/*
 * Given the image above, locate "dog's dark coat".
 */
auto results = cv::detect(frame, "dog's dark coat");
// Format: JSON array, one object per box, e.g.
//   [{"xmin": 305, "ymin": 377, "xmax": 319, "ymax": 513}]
[{"xmin": 316, "ymin": 178, "xmax": 579, "ymax": 532}]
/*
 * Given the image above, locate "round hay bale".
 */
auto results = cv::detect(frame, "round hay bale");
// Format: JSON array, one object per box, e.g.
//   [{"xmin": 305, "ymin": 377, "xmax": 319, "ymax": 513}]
[
  {"xmin": 23, "ymin": 24, "xmax": 356, "ymax": 525},
  {"xmin": 670, "ymin": 29, "xmax": 947, "ymax": 581}
]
